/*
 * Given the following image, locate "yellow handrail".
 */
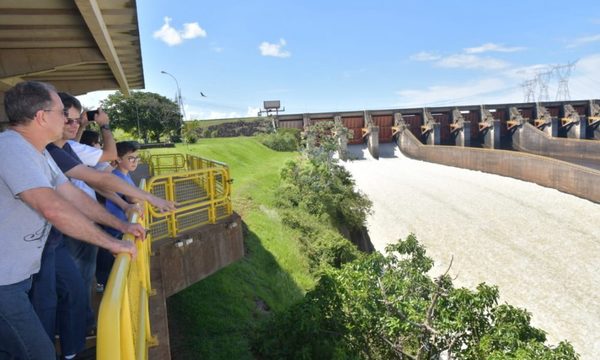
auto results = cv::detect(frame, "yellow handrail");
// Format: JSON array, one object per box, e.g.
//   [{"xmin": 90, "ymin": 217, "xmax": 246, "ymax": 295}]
[
  {"xmin": 97, "ymin": 152, "xmax": 233, "ymax": 357},
  {"xmin": 97, "ymin": 179, "xmax": 155, "ymax": 360}
]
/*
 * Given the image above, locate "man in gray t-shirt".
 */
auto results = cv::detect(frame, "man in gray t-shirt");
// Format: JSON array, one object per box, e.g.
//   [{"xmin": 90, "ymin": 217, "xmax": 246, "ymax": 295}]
[
  {"xmin": 0, "ymin": 81, "xmax": 143, "ymax": 359},
  {"xmin": 0, "ymin": 129, "xmax": 67, "ymax": 285}
]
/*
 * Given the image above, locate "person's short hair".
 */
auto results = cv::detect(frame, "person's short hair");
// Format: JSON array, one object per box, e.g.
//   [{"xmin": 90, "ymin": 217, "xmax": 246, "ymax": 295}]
[
  {"xmin": 58, "ymin": 92, "xmax": 82, "ymax": 112},
  {"xmin": 4, "ymin": 81, "xmax": 56, "ymax": 125},
  {"xmin": 80, "ymin": 130, "xmax": 100, "ymax": 146},
  {"xmin": 116, "ymin": 141, "xmax": 140, "ymax": 157}
]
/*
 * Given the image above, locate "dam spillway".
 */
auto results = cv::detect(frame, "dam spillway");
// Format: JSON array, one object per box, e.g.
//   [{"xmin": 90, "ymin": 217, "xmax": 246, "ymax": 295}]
[{"xmin": 342, "ymin": 143, "xmax": 600, "ymax": 360}]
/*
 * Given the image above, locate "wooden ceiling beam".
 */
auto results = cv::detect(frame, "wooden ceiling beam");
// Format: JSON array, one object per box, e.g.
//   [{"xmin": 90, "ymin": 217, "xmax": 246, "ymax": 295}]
[{"xmin": 74, "ymin": 0, "xmax": 130, "ymax": 95}]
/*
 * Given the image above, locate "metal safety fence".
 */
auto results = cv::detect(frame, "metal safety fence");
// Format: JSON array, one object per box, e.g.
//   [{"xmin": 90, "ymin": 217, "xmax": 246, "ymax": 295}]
[
  {"xmin": 97, "ymin": 179, "xmax": 157, "ymax": 360},
  {"xmin": 145, "ymin": 166, "xmax": 232, "ymax": 241},
  {"xmin": 96, "ymin": 152, "xmax": 232, "ymax": 358}
]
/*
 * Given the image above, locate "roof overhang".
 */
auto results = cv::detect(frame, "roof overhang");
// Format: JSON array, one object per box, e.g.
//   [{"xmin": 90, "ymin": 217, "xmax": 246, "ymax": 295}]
[{"xmin": 0, "ymin": 0, "xmax": 144, "ymax": 97}]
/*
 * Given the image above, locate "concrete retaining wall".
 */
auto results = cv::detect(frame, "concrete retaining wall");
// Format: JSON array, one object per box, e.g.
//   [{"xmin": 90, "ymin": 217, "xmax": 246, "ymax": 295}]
[
  {"xmin": 397, "ymin": 129, "xmax": 600, "ymax": 203},
  {"xmin": 155, "ymin": 213, "xmax": 244, "ymax": 297},
  {"xmin": 513, "ymin": 122, "xmax": 600, "ymax": 161}
]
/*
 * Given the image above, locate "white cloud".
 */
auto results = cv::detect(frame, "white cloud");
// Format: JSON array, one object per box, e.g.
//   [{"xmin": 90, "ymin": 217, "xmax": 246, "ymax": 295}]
[
  {"xmin": 395, "ymin": 53, "xmax": 600, "ymax": 107},
  {"xmin": 436, "ymin": 54, "xmax": 509, "ymax": 70},
  {"xmin": 153, "ymin": 17, "xmax": 207, "ymax": 46},
  {"xmin": 464, "ymin": 43, "xmax": 525, "ymax": 54},
  {"xmin": 568, "ymin": 54, "xmax": 600, "ymax": 99},
  {"xmin": 396, "ymin": 78, "xmax": 519, "ymax": 107},
  {"xmin": 567, "ymin": 33, "xmax": 600, "ymax": 48},
  {"xmin": 410, "ymin": 51, "xmax": 441, "ymax": 61},
  {"xmin": 182, "ymin": 22, "xmax": 207, "ymax": 39},
  {"xmin": 259, "ymin": 38, "xmax": 291, "ymax": 58}
]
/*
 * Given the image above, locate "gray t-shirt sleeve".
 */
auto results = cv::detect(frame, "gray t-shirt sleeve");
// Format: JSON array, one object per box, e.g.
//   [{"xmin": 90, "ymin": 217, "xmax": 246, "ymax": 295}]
[{"xmin": 0, "ymin": 132, "xmax": 66, "ymax": 197}]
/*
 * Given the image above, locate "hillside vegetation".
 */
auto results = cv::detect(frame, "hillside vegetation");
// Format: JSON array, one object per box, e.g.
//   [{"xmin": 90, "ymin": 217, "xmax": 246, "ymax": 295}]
[{"xmin": 167, "ymin": 138, "xmax": 313, "ymax": 359}]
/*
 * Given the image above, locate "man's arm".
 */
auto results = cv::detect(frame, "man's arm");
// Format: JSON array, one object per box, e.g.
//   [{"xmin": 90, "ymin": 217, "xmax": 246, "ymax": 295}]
[
  {"xmin": 66, "ymin": 164, "xmax": 176, "ymax": 212},
  {"xmin": 19, "ymin": 187, "xmax": 136, "ymax": 257},
  {"xmin": 56, "ymin": 182, "xmax": 145, "ymax": 238},
  {"xmin": 94, "ymin": 188, "xmax": 143, "ymax": 218},
  {"xmin": 94, "ymin": 109, "xmax": 117, "ymax": 162}
]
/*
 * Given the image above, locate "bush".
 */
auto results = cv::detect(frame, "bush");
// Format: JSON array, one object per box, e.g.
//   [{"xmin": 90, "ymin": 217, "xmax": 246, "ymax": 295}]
[
  {"xmin": 259, "ymin": 129, "xmax": 300, "ymax": 152},
  {"xmin": 184, "ymin": 131, "xmax": 198, "ymax": 143},
  {"xmin": 253, "ymin": 235, "xmax": 579, "ymax": 359}
]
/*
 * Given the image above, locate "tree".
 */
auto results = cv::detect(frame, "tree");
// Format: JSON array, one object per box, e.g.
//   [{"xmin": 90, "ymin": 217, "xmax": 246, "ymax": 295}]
[
  {"xmin": 100, "ymin": 91, "xmax": 181, "ymax": 143},
  {"xmin": 254, "ymin": 235, "xmax": 579, "ymax": 359}
]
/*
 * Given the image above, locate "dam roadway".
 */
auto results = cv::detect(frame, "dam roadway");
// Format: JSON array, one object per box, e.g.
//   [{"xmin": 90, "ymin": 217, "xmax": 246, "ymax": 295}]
[{"xmin": 342, "ymin": 143, "xmax": 599, "ymax": 359}]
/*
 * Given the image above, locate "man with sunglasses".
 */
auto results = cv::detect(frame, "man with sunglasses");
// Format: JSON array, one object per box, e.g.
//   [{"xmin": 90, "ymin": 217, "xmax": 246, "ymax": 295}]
[{"xmin": 0, "ymin": 81, "xmax": 140, "ymax": 359}]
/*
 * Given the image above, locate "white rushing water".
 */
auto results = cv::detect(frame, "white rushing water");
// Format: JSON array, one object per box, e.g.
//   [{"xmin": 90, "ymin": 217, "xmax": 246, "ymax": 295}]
[{"xmin": 341, "ymin": 144, "xmax": 600, "ymax": 359}]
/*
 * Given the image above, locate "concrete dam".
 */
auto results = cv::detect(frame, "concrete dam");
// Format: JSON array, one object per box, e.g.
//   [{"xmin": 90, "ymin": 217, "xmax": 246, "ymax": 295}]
[{"xmin": 278, "ymin": 99, "xmax": 600, "ymax": 359}]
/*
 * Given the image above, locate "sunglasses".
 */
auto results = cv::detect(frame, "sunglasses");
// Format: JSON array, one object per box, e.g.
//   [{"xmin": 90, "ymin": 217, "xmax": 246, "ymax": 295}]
[{"xmin": 65, "ymin": 117, "xmax": 81, "ymax": 125}]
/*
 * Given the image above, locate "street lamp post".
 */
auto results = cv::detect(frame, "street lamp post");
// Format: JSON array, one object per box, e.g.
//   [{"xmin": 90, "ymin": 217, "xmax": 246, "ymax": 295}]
[{"xmin": 161, "ymin": 70, "xmax": 186, "ymax": 138}]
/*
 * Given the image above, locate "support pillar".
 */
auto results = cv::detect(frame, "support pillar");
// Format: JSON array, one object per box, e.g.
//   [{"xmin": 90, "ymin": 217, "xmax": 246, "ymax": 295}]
[
  {"xmin": 367, "ymin": 125, "xmax": 379, "ymax": 159},
  {"xmin": 422, "ymin": 109, "xmax": 440, "ymax": 145},
  {"xmin": 334, "ymin": 115, "xmax": 348, "ymax": 161},
  {"xmin": 425, "ymin": 123, "xmax": 441, "ymax": 145},
  {"xmin": 302, "ymin": 114, "xmax": 311, "ymax": 128},
  {"xmin": 483, "ymin": 120, "xmax": 501, "ymax": 149},
  {"xmin": 567, "ymin": 118, "xmax": 588, "ymax": 139},
  {"xmin": 562, "ymin": 105, "xmax": 586, "ymax": 139},
  {"xmin": 456, "ymin": 121, "xmax": 471, "ymax": 146},
  {"xmin": 451, "ymin": 109, "xmax": 470, "ymax": 146}
]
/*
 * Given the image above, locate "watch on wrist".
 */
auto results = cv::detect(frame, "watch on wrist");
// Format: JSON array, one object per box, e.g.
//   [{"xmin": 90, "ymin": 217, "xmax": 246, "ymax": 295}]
[{"xmin": 100, "ymin": 124, "xmax": 111, "ymax": 131}]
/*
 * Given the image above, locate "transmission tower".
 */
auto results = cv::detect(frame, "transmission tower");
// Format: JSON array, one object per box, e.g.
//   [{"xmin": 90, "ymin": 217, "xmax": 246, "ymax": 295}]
[
  {"xmin": 521, "ymin": 79, "xmax": 537, "ymax": 103},
  {"xmin": 535, "ymin": 69, "xmax": 553, "ymax": 101},
  {"xmin": 555, "ymin": 61, "xmax": 577, "ymax": 101}
]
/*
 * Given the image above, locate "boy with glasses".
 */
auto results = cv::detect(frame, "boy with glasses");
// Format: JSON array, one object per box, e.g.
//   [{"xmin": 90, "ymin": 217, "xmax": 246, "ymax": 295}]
[{"xmin": 97, "ymin": 141, "xmax": 142, "ymax": 290}]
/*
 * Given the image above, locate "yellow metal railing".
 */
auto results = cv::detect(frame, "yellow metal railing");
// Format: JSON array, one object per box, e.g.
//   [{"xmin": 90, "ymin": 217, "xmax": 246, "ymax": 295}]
[
  {"xmin": 96, "ymin": 153, "xmax": 232, "ymax": 358},
  {"xmin": 97, "ymin": 180, "xmax": 157, "ymax": 360},
  {"xmin": 145, "ymin": 153, "xmax": 228, "ymax": 175},
  {"xmin": 145, "ymin": 167, "xmax": 233, "ymax": 241}
]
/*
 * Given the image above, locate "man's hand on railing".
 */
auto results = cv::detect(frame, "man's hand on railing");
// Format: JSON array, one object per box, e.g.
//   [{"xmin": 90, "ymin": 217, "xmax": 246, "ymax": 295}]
[
  {"xmin": 109, "ymin": 238, "xmax": 138, "ymax": 259},
  {"xmin": 123, "ymin": 222, "xmax": 146, "ymax": 240},
  {"xmin": 148, "ymin": 194, "xmax": 177, "ymax": 213},
  {"xmin": 124, "ymin": 203, "xmax": 143, "ymax": 219}
]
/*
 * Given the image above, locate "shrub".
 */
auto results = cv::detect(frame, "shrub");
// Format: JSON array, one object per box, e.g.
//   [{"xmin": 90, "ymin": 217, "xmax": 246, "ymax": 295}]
[{"xmin": 259, "ymin": 129, "xmax": 300, "ymax": 152}]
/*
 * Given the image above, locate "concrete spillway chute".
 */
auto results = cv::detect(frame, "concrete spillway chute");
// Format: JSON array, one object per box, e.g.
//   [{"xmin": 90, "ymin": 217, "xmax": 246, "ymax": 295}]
[
  {"xmin": 588, "ymin": 101, "xmax": 600, "ymax": 138},
  {"xmin": 450, "ymin": 109, "xmax": 471, "ymax": 147},
  {"xmin": 533, "ymin": 103, "xmax": 559, "ymax": 137},
  {"xmin": 421, "ymin": 109, "xmax": 440, "ymax": 145},
  {"xmin": 480, "ymin": 106, "xmax": 501, "ymax": 149},
  {"xmin": 561, "ymin": 104, "xmax": 587, "ymax": 139}
]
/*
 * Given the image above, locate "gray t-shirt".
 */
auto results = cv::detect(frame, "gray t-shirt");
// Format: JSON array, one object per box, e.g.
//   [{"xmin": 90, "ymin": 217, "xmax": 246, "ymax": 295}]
[{"xmin": 0, "ymin": 129, "xmax": 68, "ymax": 285}]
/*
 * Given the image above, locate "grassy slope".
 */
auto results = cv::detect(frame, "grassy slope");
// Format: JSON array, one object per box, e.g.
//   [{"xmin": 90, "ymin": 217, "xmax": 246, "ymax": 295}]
[
  {"xmin": 167, "ymin": 138, "xmax": 314, "ymax": 359},
  {"xmin": 185, "ymin": 117, "xmax": 263, "ymax": 129}
]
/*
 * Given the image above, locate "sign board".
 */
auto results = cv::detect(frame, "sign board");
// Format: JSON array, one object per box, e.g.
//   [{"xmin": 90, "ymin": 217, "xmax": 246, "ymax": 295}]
[{"xmin": 263, "ymin": 100, "xmax": 281, "ymax": 110}]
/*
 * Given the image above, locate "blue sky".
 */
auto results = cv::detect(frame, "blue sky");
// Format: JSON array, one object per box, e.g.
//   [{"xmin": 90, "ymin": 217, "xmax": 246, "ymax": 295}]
[{"xmin": 79, "ymin": 0, "xmax": 600, "ymax": 119}]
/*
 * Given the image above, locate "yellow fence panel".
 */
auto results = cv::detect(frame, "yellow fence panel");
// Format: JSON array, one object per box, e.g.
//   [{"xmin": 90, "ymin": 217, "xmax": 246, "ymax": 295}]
[{"xmin": 97, "ymin": 152, "xmax": 232, "ymax": 358}]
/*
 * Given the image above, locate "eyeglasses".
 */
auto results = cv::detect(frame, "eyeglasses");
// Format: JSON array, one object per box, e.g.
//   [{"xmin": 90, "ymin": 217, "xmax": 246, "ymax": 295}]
[
  {"xmin": 44, "ymin": 109, "xmax": 69, "ymax": 118},
  {"xmin": 125, "ymin": 156, "xmax": 141, "ymax": 163},
  {"xmin": 65, "ymin": 117, "xmax": 81, "ymax": 125}
]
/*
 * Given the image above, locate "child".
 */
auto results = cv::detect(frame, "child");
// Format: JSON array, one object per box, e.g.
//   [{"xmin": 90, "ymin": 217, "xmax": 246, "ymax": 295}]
[{"xmin": 96, "ymin": 141, "xmax": 141, "ymax": 291}]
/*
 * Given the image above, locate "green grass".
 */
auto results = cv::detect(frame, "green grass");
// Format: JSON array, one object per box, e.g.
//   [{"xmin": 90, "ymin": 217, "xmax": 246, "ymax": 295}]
[
  {"xmin": 166, "ymin": 137, "xmax": 315, "ymax": 359},
  {"xmin": 185, "ymin": 117, "xmax": 264, "ymax": 129}
]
